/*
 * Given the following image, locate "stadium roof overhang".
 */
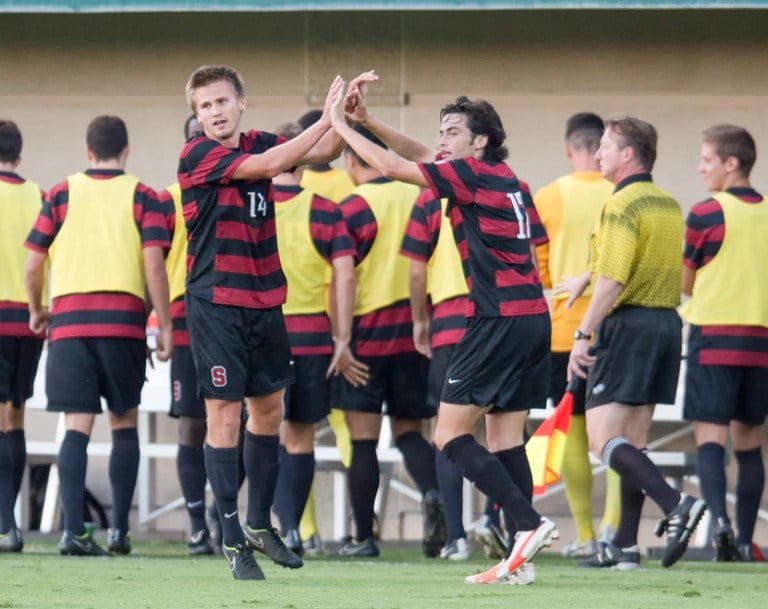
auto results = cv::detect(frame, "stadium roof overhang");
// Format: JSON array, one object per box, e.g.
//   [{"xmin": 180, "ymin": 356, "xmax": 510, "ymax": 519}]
[{"xmin": 2, "ymin": 0, "xmax": 768, "ymax": 12}]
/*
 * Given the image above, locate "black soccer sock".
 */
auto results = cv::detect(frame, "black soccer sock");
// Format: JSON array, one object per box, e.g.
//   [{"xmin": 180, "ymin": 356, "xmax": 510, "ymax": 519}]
[
  {"xmin": 696, "ymin": 442, "xmax": 729, "ymax": 527},
  {"xmin": 177, "ymin": 444, "xmax": 208, "ymax": 534},
  {"xmin": 436, "ymin": 447, "xmax": 466, "ymax": 542},
  {"xmin": 109, "ymin": 428, "xmax": 140, "ymax": 533},
  {"xmin": 288, "ymin": 452, "xmax": 315, "ymax": 526},
  {"xmin": 7, "ymin": 429, "xmax": 26, "ymax": 499},
  {"xmin": 395, "ymin": 431, "xmax": 438, "ymax": 495},
  {"xmin": 271, "ymin": 444, "xmax": 295, "ymax": 534},
  {"xmin": 443, "ymin": 434, "xmax": 539, "ymax": 531},
  {"xmin": 734, "ymin": 447, "xmax": 764, "ymax": 545},
  {"xmin": 243, "ymin": 431, "xmax": 279, "ymax": 531},
  {"xmin": 604, "ymin": 437, "xmax": 680, "ymax": 515},
  {"xmin": 0, "ymin": 433, "xmax": 15, "ymax": 531},
  {"xmin": 58, "ymin": 430, "xmax": 89, "ymax": 535},
  {"xmin": 204, "ymin": 443, "xmax": 244, "ymax": 547},
  {"xmin": 483, "ymin": 495, "xmax": 501, "ymax": 526},
  {"xmin": 611, "ymin": 455, "xmax": 646, "ymax": 549},
  {"xmin": 494, "ymin": 445, "xmax": 533, "ymax": 539},
  {"xmin": 348, "ymin": 439, "xmax": 379, "ymax": 541}
]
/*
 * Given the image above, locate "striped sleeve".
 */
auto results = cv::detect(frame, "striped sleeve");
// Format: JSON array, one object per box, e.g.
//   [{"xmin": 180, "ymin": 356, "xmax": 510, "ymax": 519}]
[
  {"xmin": 683, "ymin": 198, "xmax": 724, "ymax": 270},
  {"xmin": 135, "ymin": 183, "xmax": 172, "ymax": 249},
  {"xmin": 340, "ymin": 194, "xmax": 377, "ymax": 265},
  {"xmin": 25, "ymin": 180, "xmax": 68, "ymax": 252},
  {"xmin": 400, "ymin": 190, "xmax": 442, "ymax": 261},
  {"xmin": 177, "ymin": 136, "xmax": 250, "ymax": 189},
  {"xmin": 309, "ymin": 195, "xmax": 355, "ymax": 262}
]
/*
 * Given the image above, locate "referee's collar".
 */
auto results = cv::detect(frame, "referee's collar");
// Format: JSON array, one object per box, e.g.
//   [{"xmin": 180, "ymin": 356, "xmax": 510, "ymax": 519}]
[{"xmin": 614, "ymin": 172, "xmax": 652, "ymax": 193}]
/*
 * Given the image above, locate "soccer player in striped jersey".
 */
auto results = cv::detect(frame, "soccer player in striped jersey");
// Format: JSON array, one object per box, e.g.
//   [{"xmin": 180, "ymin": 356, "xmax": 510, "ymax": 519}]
[
  {"xmin": 178, "ymin": 65, "xmax": 344, "ymax": 580},
  {"xmin": 25, "ymin": 115, "xmax": 172, "ymax": 557},
  {"xmin": 680, "ymin": 124, "xmax": 768, "ymax": 562},
  {"xmin": 269, "ymin": 121, "xmax": 366, "ymax": 555},
  {"xmin": 332, "ymin": 73, "xmax": 557, "ymax": 584},
  {"xmin": 0, "ymin": 120, "xmax": 46, "ymax": 553}
]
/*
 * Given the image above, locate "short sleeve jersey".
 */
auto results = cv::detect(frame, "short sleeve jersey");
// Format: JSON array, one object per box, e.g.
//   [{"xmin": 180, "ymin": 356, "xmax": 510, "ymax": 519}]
[
  {"xmin": 25, "ymin": 169, "xmax": 168, "ymax": 341},
  {"xmin": 683, "ymin": 187, "xmax": 768, "ymax": 367},
  {"xmin": 178, "ymin": 130, "xmax": 288, "ymax": 309},
  {"xmin": 417, "ymin": 157, "xmax": 548, "ymax": 318},
  {"xmin": 400, "ymin": 189, "xmax": 469, "ymax": 349}
]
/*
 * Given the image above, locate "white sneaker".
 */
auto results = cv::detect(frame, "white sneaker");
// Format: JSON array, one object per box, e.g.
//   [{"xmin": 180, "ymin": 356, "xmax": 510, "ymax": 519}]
[
  {"xmin": 560, "ymin": 538, "xmax": 598, "ymax": 558},
  {"xmin": 504, "ymin": 562, "xmax": 535, "ymax": 586},
  {"xmin": 440, "ymin": 537, "xmax": 469, "ymax": 561}
]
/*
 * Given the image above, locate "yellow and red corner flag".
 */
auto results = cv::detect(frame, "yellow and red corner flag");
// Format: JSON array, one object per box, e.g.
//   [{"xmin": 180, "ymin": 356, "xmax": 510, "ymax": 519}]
[{"xmin": 526, "ymin": 376, "xmax": 582, "ymax": 496}]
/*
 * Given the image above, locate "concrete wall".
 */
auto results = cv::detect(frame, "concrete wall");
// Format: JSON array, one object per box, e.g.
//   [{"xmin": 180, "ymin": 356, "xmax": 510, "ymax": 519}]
[{"xmin": 1, "ymin": 9, "xmax": 766, "ymax": 211}]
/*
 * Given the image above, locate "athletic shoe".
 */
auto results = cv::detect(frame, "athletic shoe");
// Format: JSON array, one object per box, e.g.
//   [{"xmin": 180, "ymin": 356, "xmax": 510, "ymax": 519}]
[
  {"xmin": 578, "ymin": 543, "xmax": 640, "ymax": 570},
  {"xmin": 421, "ymin": 489, "xmax": 447, "ymax": 558},
  {"xmin": 58, "ymin": 530, "xmax": 110, "ymax": 557},
  {"xmin": 713, "ymin": 524, "xmax": 741, "ymax": 562},
  {"xmin": 282, "ymin": 528, "xmax": 304, "ymax": 557},
  {"xmin": 302, "ymin": 533, "xmax": 324, "ymax": 556},
  {"xmin": 465, "ymin": 517, "xmax": 558, "ymax": 584},
  {"xmin": 504, "ymin": 562, "xmax": 535, "ymax": 586},
  {"xmin": 474, "ymin": 516, "xmax": 507, "ymax": 559},
  {"xmin": 560, "ymin": 538, "xmax": 598, "ymax": 558},
  {"xmin": 107, "ymin": 528, "xmax": 132, "ymax": 555},
  {"xmin": 0, "ymin": 527, "xmax": 23, "ymax": 552},
  {"xmin": 188, "ymin": 528, "xmax": 215, "ymax": 556},
  {"xmin": 222, "ymin": 543, "xmax": 265, "ymax": 580},
  {"xmin": 440, "ymin": 537, "xmax": 469, "ymax": 561},
  {"xmin": 337, "ymin": 537, "xmax": 379, "ymax": 557},
  {"xmin": 655, "ymin": 494, "xmax": 707, "ymax": 568},
  {"xmin": 205, "ymin": 505, "xmax": 223, "ymax": 555},
  {"xmin": 242, "ymin": 524, "xmax": 303, "ymax": 569}
]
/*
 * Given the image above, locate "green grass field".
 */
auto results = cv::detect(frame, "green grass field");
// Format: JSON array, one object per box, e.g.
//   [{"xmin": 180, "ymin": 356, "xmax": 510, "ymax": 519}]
[{"xmin": 1, "ymin": 539, "xmax": 765, "ymax": 609}]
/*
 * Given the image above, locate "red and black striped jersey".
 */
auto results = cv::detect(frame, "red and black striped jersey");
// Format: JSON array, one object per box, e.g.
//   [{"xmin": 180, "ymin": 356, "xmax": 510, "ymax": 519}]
[
  {"xmin": 684, "ymin": 187, "xmax": 768, "ymax": 367},
  {"xmin": 400, "ymin": 189, "xmax": 469, "ymax": 349},
  {"xmin": 178, "ymin": 130, "xmax": 288, "ymax": 309},
  {"xmin": 274, "ymin": 184, "xmax": 354, "ymax": 356},
  {"xmin": 24, "ymin": 169, "xmax": 167, "ymax": 342},
  {"xmin": 417, "ymin": 158, "xmax": 548, "ymax": 318}
]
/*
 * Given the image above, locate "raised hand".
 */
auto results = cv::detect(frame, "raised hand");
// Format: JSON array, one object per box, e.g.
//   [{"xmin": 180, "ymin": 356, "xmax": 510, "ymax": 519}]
[
  {"xmin": 344, "ymin": 70, "xmax": 378, "ymax": 123},
  {"xmin": 320, "ymin": 75, "xmax": 346, "ymax": 127}
]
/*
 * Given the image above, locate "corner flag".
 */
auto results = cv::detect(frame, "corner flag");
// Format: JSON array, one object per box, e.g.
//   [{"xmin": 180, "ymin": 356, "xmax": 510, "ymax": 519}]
[{"xmin": 527, "ymin": 376, "xmax": 582, "ymax": 496}]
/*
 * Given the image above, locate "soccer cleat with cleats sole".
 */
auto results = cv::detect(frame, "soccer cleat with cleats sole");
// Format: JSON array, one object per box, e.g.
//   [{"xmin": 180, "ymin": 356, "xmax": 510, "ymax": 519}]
[
  {"xmin": 337, "ymin": 537, "xmax": 379, "ymax": 557},
  {"xmin": 421, "ymin": 489, "xmax": 447, "ymax": 558},
  {"xmin": 474, "ymin": 517, "xmax": 508, "ymax": 559},
  {"xmin": 655, "ymin": 494, "xmax": 707, "ymax": 568},
  {"xmin": 188, "ymin": 528, "xmax": 215, "ymax": 556},
  {"xmin": 465, "ymin": 517, "xmax": 558, "ymax": 584},
  {"xmin": 59, "ymin": 530, "xmax": 110, "ymax": 557},
  {"xmin": 713, "ymin": 524, "xmax": 742, "ymax": 562},
  {"xmin": 223, "ymin": 543, "xmax": 265, "ymax": 580},
  {"xmin": 242, "ymin": 524, "xmax": 303, "ymax": 569},
  {"xmin": 560, "ymin": 538, "xmax": 598, "ymax": 558},
  {"xmin": 0, "ymin": 527, "xmax": 23, "ymax": 552}
]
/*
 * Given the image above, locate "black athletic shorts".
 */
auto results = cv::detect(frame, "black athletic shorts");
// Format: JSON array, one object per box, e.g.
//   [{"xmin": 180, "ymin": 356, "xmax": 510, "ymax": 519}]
[
  {"xmin": 684, "ymin": 329, "xmax": 768, "ymax": 426},
  {"xmin": 585, "ymin": 306, "xmax": 681, "ymax": 410},
  {"xmin": 335, "ymin": 351, "xmax": 433, "ymax": 420},
  {"xmin": 0, "ymin": 336, "xmax": 44, "ymax": 408},
  {"xmin": 46, "ymin": 337, "xmax": 145, "ymax": 415},
  {"xmin": 427, "ymin": 344, "xmax": 456, "ymax": 409},
  {"xmin": 169, "ymin": 345, "xmax": 206, "ymax": 419},
  {"xmin": 441, "ymin": 314, "xmax": 551, "ymax": 413},
  {"xmin": 186, "ymin": 294, "xmax": 295, "ymax": 400},
  {"xmin": 549, "ymin": 351, "xmax": 586, "ymax": 415},
  {"xmin": 284, "ymin": 354, "xmax": 331, "ymax": 424}
]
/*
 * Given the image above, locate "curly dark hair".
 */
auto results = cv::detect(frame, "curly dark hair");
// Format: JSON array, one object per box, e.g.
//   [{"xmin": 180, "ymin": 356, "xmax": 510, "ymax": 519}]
[{"xmin": 439, "ymin": 96, "xmax": 508, "ymax": 162}]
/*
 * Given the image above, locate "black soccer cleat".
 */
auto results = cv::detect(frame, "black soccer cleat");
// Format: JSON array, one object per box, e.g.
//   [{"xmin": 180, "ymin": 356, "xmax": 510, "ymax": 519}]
[
  {"xmin": 188, "ymin": 528, "xmax": 215, "ymax": 556},
  {"xmin": 242, "ymin": 524, "xmax": 303, "ymax": 569},
  {"xmin": 59, "ymin": 530, "xmax": 110, "ymax": 557},
  {"xmin": 222, "ymin": 543, "xmax": 265, "ymax": 580},
  {"xmin": 0, "ymin": 527, "xmax": 23, "ymax": 553},
  {"xmin": 107, "ymin": 528, "xmax": 132, "ymax": 555},
  {"xmin": 421, "ymin": 489, "xmax": 447, "ymax": 558},
  {"xmin": 655, "ymin": 494, "xmax": 707, "ymax": 568}
]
